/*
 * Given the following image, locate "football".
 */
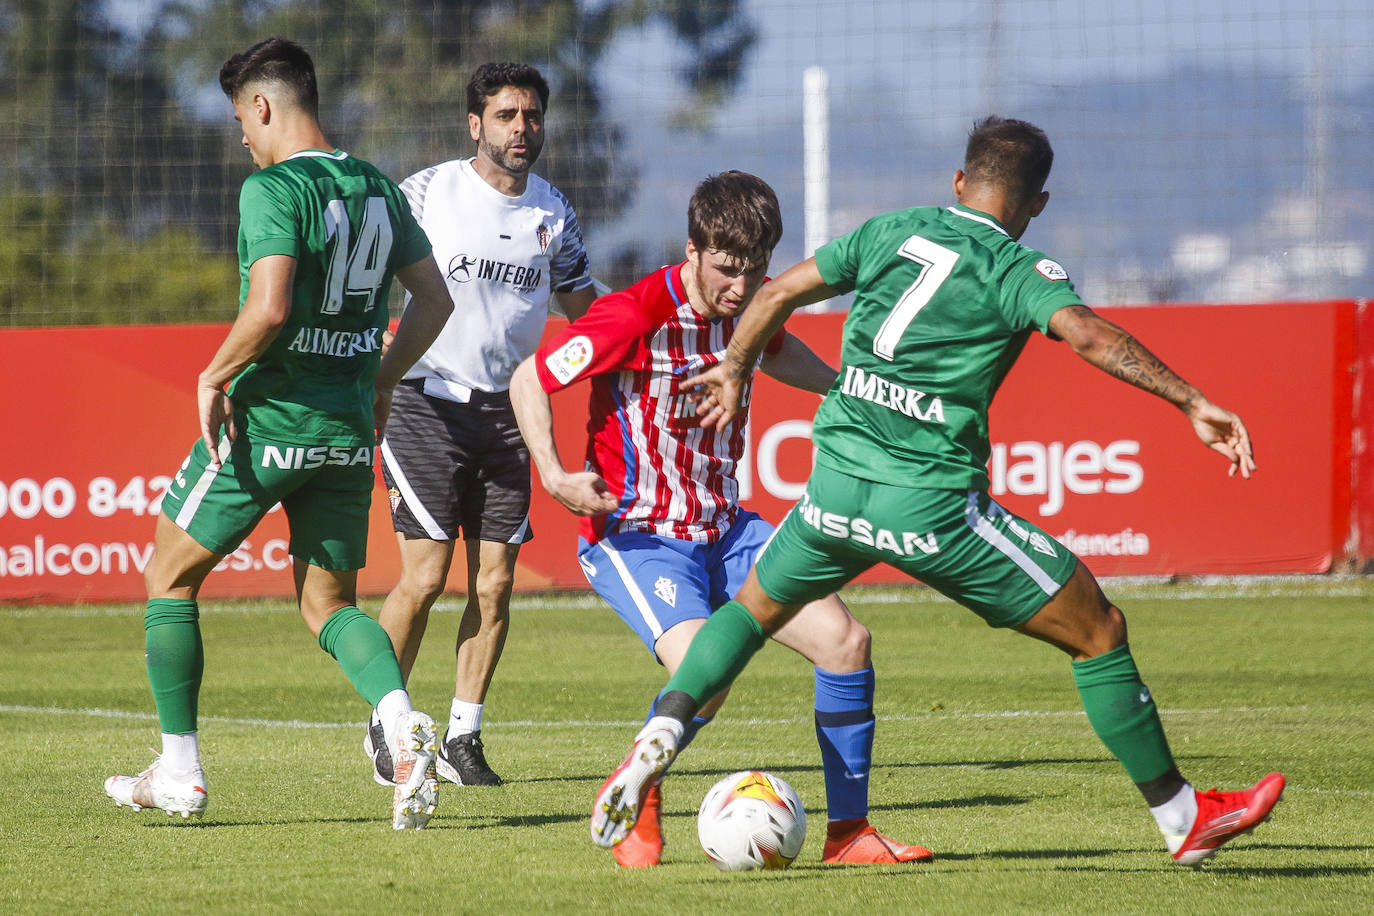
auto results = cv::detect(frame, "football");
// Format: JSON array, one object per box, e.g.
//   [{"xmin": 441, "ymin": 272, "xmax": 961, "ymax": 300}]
[{"xmin": 697, "ymin": 770, "xmax": 807, "ymax": 871}]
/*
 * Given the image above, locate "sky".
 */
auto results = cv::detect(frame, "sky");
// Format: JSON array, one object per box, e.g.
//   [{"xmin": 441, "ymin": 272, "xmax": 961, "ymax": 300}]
[
  {"xmin": 589, "ymin": 0, "xmax": 1374, "ymax": 302},
  {"xmin": 100, "ymin": 0, "xmax": 1374, "ymax": 303}
]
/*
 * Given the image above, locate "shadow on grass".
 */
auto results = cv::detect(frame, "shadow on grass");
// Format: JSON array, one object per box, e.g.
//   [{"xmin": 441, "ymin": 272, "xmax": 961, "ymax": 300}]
[
  {"xmin": 922, "ymin": 844, "xmax": 1374, "ymax": 878},
  {"xmin": 132, "ymin": 811, "xmax": 588, "ymax": 830},
  {"xmin": 132, "ymin": 817, "xmax": 374, "ymax": 829},
  {"xmin": 882, "ymin": 754, "xmax": 1227, "ymax": 771},
  {"xmin": 1047, "ymin": 859, "xmax": 1374, "ymax": 877},
  {"xmin": 938, "ymin": 846, "xmax": 1131, "ymax": 862},
  {"xmin": 514, "ymin": 752, "xmax": 1234, "ymax": 787},
  {"xmin": 1202, "ymin": 865, "xmax": 1374, "ymax": 877},
  {"xmin": 665, "ymin": 756, "xmax": 1226, "ymax": 779}
]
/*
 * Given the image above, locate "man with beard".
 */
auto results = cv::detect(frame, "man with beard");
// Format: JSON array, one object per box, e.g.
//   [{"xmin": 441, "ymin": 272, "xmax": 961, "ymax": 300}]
[{"xmin": 366, "ymin": 62, "xmax": 597, "ymax": 788}]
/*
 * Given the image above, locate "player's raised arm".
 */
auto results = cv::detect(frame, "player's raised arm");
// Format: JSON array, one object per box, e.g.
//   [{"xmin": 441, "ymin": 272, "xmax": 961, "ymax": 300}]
[
  {"xmin": 1048, "ymin": 303, "xmax": 1256, "ymax": 478},
  {"xmin": 509, "ymin": 357, "xmax": 618, "ymax": 516},
  {"xmin": 687, "ymin": 258, "xmax": 838, "ymax": 431}
]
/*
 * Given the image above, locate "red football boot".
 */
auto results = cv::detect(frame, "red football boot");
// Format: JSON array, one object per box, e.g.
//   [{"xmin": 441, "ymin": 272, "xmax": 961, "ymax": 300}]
[
  {"xmin": 612, "ymin": 784, "xmax": 664, "ymax": 868},
  {"xmin": 822, "ymin": 818, "xmax": 934, "ymax": 865},
  {"xmin": 1171, "ymin": 772, "xmax": 1285, "ymax": 865}
]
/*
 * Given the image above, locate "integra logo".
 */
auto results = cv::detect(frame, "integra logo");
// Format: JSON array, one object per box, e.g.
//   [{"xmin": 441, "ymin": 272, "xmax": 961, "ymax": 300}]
[
  {"xmin": 261, "ymin": 446, "xmax": 374, "ymax": 470},
  {"xmin": 447, "ymin": 252, "xmax": 543, "ymax": 293},
  {"xmin": 447, "ymin": 254, "xmax": 477, "ymax": 282}
]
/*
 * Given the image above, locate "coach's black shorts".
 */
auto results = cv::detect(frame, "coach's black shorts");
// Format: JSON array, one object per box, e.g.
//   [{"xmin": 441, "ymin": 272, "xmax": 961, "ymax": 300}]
[{"xmin": 380, "ymin": 380, "xmax": 533, "ymax": 544}]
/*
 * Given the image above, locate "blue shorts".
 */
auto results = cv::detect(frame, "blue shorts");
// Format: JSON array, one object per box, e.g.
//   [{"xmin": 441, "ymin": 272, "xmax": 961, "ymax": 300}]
[{"xmin": 577, "ymin": 510, "xmax": 774, "ymax": 661}]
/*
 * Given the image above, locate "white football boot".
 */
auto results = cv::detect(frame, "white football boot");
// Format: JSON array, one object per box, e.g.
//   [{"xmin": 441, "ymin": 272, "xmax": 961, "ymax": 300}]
[
  {"xmin": 390, "ymin": 710, "xmax": 439, "ymax": 830},
  {"xmin": 105, "ymin": 755, "xmax": 208, "ymax": 819},
  {"xmin": 590, "ymin": 717, "xmax": 683, "ymax": 847}
]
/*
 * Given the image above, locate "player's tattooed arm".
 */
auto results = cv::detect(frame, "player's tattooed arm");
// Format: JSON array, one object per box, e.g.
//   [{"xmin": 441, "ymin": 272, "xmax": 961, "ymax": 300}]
[
  {"xmin": 1049, "ymin": 304, "xmax": 1256, "ymax": 478},
  {"xmin": 1050, "ymin": 305, "xmax": 1199, "ymax": 408}
]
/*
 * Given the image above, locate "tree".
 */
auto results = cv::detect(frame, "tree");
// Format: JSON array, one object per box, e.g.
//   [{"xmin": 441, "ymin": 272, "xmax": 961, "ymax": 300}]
[
  {"xmin": 154, "ymin": 0, "xmax": 759, "ymax": 270},
  {"xmin": 0, "ymin": 1, "xmax": 760, "ymax": 324},
  {"xmin": 0, "ymin": 2, "xmax": 241, "ymax": 324}
]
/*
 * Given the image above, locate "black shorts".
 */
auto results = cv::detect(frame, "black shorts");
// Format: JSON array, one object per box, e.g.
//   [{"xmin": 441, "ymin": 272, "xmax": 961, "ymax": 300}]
[{"xmin": 380, "ymin": 380, "xmax": 534, "ymax": 544}]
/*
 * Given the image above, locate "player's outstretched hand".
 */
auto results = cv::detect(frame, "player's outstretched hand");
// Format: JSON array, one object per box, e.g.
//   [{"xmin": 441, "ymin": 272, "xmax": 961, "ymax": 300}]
[
  {"xmin": 685, "ymin": 363, "xmax": 747, "ymax": 432},
  {"xmin": 1187, "ymin": 398, "xmax": 1256, "ymax": 479},
  {"xmin": 198, "ymin": 383, "xmax": 235, "ymax": 468},
  {"xmin": 549, "ymin": 471, "xmax": 619, "ymax": 516}
]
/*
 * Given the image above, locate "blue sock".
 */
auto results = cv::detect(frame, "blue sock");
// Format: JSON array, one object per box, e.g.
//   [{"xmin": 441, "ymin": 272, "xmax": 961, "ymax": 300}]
[{"xmin": 814, "ymin": 666, "xmax": 875, "ymax": 821}]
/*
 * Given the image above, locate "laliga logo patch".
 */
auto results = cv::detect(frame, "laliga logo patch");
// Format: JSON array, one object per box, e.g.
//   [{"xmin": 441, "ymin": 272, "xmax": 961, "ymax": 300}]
[
  {"xmin": 546, "ymin": 335, "xmax": 593, "ymax": 384},
  {"xmin": 1035, "ymin": 258, "xmax": 1069, "ymax": 281}
]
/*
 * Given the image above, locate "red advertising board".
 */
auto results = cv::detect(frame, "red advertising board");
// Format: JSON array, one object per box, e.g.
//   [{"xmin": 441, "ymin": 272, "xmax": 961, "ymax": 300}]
[
  {"xmin": 741, "ymin": 301, "xmax": 1353, "ymax": 581},
  {"xmin": 0, "ymin": 301, "xmax": 1356, "ymax": 603}
]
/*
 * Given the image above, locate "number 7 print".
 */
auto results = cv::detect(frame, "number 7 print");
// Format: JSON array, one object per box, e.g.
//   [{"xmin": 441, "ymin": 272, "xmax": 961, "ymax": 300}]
[{"xmin": 871, "ymin": 235, "xmax": 959, "ymax": 360}]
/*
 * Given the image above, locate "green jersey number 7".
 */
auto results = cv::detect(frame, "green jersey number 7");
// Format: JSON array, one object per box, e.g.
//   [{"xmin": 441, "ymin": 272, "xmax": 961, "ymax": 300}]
[{"xmin": 871, "ymin": 235, "xmax": 959, "ymax": 360}]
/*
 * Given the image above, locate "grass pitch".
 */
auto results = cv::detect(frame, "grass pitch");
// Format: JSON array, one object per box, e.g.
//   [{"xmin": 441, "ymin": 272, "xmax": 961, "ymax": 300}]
[{"xmin": 2, "ymin": 578, "xmax": 1372, "ymax": 914}]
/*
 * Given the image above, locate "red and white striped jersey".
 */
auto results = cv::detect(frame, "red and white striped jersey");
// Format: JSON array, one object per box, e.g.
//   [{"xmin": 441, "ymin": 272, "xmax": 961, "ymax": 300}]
[{"xmin": 533, "ymin": 262, "xmax": 783, "ymax": 545}]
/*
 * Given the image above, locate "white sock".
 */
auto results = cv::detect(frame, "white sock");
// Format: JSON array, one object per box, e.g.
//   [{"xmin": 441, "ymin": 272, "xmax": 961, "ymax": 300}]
[
  {"xmin": 449, "ymin": 698, "xmax": 483, "ymax": 737},
  {"xmin": 161, "ymin": 732, "xmax": 200, "ymax": 775},
  {"xmin": 377, "ymin": 689, "xmax": 414, "ymax": 748},
  {"xmin": 637, "ymin": 715, "xmax": 685, "ymax": 744},
  {"xmin": 1150, "ymin": 783, "xmax": 1198, "ymax": 848}
]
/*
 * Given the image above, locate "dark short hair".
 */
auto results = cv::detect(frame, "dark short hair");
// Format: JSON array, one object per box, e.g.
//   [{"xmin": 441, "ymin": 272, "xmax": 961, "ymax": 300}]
[
  {"xmin": 687, "ymin": 171, "xmax": 783, "ymax": 261},
  {"xmin": 466, "ymin": 62, "xmax": 550, "ymax": 116},
  {"xmin": 219, "ymin": 37, "xmax": 319, "ymax": 116},
  {"xmin": 964, "ymin": 116, "xmax": 1054, "ymax": 205}
]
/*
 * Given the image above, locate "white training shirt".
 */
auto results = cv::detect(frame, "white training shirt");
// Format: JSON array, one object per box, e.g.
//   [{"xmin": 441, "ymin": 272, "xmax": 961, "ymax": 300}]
[{"xmin": 399, "ymin": 157, "xmax": 593, "ymax": 396}]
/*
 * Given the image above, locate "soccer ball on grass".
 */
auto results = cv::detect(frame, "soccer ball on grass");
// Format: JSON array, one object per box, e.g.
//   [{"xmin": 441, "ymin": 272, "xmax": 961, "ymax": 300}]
[{"xmin": 697, "ymin": 770, "xmax": 806, "ymax": 871}]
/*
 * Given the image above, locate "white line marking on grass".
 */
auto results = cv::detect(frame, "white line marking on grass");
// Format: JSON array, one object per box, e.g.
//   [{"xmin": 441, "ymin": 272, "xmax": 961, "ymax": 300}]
[
  {"xmin": 9, "ymin": 703, "xmax": 1365, "ymax": 799},
  {"xmin": 5, "ymin": 575, "xmax": 1372, "ymax": 620},
  {"xmin": 0, "ymin": 704, "xmax": 356, "ymax": 729},
  {"xmin": 0, "ymin": 702, "xmax": 1311, "ymax": 729}
]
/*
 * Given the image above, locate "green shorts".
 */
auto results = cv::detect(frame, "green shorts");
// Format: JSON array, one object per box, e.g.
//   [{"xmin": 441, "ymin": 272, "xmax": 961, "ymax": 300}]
[
  {"xmin": 755, "ymin": 463, "xmax": 1079, "ymax": 628},
  {"xmin": 158, "ymin": 432, "xmax": 376, "ymax": 571}
]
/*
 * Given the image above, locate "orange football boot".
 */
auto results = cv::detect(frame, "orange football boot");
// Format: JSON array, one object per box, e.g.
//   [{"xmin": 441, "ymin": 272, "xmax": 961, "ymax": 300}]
[
  {"xmin": 613, "ymin": 784, "xmax": 664, "ymax": 868},
  {"xmin": 822, "ymin": 818, "xmax": 934, "ymax": 865}
]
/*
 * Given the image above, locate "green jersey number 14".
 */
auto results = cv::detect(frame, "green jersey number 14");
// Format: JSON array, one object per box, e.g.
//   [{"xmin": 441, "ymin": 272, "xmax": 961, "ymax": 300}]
[
  {"xmin": 321, "ymin": 196, "xmax": 395, "ymax": 316},
  {"xmin": 871, "ymin": 235, "xmax": 960, "ymax": 360}
]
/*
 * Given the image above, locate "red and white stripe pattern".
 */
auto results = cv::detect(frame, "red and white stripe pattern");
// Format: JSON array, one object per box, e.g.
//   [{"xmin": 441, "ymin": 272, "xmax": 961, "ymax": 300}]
[{"xmin": 536, "ymin": 264, "xmax": 770, "ymax": 545}]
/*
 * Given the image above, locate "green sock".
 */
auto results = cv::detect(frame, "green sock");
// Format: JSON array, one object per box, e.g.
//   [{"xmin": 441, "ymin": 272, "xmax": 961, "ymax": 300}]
[
  {"xmin": 317, "ymin": 606, "xmax": 405, "ymax": 707},
  {"xmin": 1072, "ymin": 643, "xmax": 1176, "ymax": 783},
  {"xmin": 661, "ymin": 600, "xmax": 767, "ymax": 707},
  {"xmin": 144, "ymin": 598, "xmax": 203, "ymax": 735}
]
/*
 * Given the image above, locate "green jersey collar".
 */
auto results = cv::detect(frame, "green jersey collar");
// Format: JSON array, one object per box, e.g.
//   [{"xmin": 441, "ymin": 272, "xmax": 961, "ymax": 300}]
[{"xmin": 946, "ymin": 204, "xmax": 1009, "ymax": 237}]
